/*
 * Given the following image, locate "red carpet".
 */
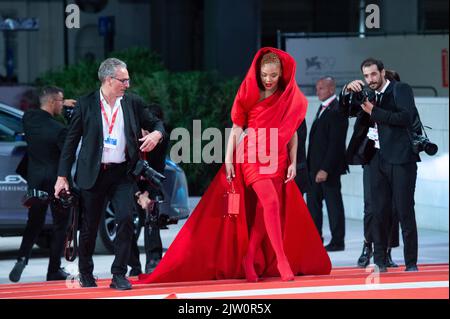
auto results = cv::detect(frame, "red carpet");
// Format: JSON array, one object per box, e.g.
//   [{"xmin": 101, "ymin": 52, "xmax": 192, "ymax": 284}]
[{"xmin": 0, "ymin": 264, "xmax": 447, "ymax": 299}]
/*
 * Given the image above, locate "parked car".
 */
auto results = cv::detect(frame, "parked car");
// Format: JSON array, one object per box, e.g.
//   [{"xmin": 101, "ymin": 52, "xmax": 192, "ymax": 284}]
[{"xmin": 0, "ymin": 102, "xmax": 190, "ymax": 254}]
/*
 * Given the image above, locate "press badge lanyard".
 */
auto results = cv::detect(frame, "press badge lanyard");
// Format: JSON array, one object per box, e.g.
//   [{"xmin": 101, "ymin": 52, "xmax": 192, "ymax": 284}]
[{"xmin": 100, "ymin": 99, "xmax": 120, "ymax": 149}]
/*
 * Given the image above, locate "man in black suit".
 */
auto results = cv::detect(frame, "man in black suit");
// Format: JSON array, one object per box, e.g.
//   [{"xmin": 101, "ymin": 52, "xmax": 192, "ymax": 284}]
[
  {"xmin": 9, "ymin": 86, "xmax": 70, "ymax": 282},
  {"xmin": 307, "ymin": 77, "xmax": 349, "ymax": 251},
  {"xmin": 54, "ymin": 58, "xmax": 165, "ymax": 290},
  {"xmin": 342, "ymin": 70, "xmax": 401, "ymax": 269},
  {"xmin": 294, "ymin": 121, "xmax": 310, "ymax": 196},
  {"xmin": 342, "ymin": 58, "xmax": 420, "ymax": 272}
]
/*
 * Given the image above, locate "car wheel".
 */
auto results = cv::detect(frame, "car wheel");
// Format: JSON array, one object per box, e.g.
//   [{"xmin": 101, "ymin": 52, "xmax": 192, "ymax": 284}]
[{"xmin": 95, "ymin": 201, "xmax": 142, "ymax": 254}]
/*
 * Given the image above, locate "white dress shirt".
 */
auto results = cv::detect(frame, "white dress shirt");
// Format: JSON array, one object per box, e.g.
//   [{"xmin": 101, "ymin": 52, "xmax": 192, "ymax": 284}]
[
  {"xmin": 100, "ymin": 90, "xmax": 127, "ymax": 163},
  {"xmin": 318, "ymin": 94, "xmax": 337, "ymax": 118},
  {"xmin": 367, "ymin": 79, "xmax": 391, "ymax": 149}
]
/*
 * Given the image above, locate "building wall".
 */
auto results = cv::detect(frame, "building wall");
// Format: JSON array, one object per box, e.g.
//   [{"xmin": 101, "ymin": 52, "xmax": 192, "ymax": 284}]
[
  {"xmin": 67, "ymin": 0, "xmax": 151, "ymax": 64},
  {"xmin": 0, "ymin": 0, "xmax": 151, "ymax": 84},
  {"xmin": 0, "ymin": 1, "xmax": 65, "ymax": 83}
]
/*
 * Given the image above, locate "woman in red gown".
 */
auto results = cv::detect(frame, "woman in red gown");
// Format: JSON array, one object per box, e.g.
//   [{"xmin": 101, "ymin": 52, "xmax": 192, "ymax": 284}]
[{"xmin": 133, "ymin": 47, "xmax": 331, "ymax": 284}]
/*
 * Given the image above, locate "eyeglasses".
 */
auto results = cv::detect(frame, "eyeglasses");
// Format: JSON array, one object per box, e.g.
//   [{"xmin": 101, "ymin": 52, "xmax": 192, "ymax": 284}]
[{"xmin": 112, "ymin": 77, "xmax": 131, "ymax": 85}]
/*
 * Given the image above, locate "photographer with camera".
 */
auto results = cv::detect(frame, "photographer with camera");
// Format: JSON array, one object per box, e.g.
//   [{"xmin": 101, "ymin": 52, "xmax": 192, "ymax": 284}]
[
  {"xmin": 341, "ymin": 58, "xmax": 424, "ymax": 272},
  {"xmin": 54, "ymin": 58, "xmax": 165, "ymax": 290},
  {"xmin": 9, "ymin": 86, "xmax": 71, "ymax": 282},
  {"xmin": 128, "ymin": 104, "xmax": 170, "ymax": 275},
  {"xmin": 352, "ymin": 70, "xmax": 402, "ymax": 269}
]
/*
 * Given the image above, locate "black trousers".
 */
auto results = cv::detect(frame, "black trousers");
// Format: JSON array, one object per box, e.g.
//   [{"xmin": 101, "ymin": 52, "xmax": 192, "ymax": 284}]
[
  {"xmin": 369, "ymin": 151, "xmax": 418, "ymax": 267},
  {"xmin": 363, "ymin": 164, "xmax": 400, "ymax": 248},
  {"xmin": 307, "ymin": 173, "xmax": 345, "ymax": 246},
  {"xmin": 128, "ymin": 223, "xmax": 163, "ymax": 271},
  {"xmin": 79, "ymin": 163, "xmax": 135, "ymax": 276},
  {"xmin": 18, "ymin": 201, "xmax": 70, "ymax": 273}
]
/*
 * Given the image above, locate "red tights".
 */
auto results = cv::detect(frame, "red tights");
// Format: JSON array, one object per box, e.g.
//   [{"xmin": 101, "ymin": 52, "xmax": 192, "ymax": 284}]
[{"xmin": 242, "ymin": 178, "xmax": 294, "ymax": 282}]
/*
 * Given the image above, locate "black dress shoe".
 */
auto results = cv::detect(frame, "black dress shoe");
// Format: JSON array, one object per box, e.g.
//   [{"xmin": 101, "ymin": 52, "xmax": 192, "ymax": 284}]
[
  {"xmin": 325, "ymin": 243, "xmax": 345, "ymax": 252},
  {"xmin": 405, "ymin": 265, "xmax": 419, "ymax": 272},
  {"xmin": 9, "ymin": 257, "xmax": 27, "ymax": 283},
  {"xmin": 129, "ymin": 267, "xmax": 142, "ymax": 277},
  {"xmin": 47, "ymin": 268, "xmax": 70, "ymax": 281},
  {"xmin": 145, "ymin": 259, "xmax": 160, "ymax": 274},
  {"xmin": 374, "ymin": 264, "xmax": 388, "ymax": 273},
  {"xmin": 110, "ymin": 275, "xmax": 132, "ymax": 290},
  {"xmin": 79, "ymin": 273, "xmax": 97, "ymax": 288},
  {"xmin": 385, "ymin": 248, "xmax": 398, "ymax": 268},
  {"xmin": 357, "ymin": 242, "xmax": 373, "ymax": 268}
]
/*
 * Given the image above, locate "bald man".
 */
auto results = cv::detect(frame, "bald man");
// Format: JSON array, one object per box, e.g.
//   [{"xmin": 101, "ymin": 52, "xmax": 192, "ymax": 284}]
[{"xmin": 306, "ymin": 77, "xmax": 349, "ymax": 252}]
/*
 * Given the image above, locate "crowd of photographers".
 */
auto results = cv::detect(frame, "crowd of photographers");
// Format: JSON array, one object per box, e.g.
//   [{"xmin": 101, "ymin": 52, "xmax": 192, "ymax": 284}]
[{"xmin": 8, "ymin": 56, "xmax": 437, "ymax": 287}]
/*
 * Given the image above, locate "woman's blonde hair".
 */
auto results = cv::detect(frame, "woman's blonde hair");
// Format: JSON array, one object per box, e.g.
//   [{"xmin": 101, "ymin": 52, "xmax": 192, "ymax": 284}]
[{"xmin": 260, "ymin": 52, "xmax": 281, "ymax": 67}]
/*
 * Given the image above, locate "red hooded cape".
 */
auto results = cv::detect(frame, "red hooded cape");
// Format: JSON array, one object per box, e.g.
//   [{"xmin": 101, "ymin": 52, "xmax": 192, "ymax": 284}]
[{"xmin": 134, "ymin": 48, "xmax": 331, "ymax": 284}]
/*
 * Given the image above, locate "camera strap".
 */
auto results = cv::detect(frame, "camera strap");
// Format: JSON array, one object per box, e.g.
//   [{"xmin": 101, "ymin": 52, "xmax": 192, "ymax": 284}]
[
  {"xmin": 64, "ymin": 195, "xmax": 79, "ymax": 262},
  {"xmin": 392, "ymin": 81, "xmax": 431, "ymax": 143}
]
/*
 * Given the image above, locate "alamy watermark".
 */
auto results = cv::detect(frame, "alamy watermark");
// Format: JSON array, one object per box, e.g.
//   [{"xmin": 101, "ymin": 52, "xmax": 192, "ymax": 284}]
[
  {"xmin": 365, "ymin": 4, "xmax": 380, "ymax": 29},
  {"xmin": 169, "ymin": 120, "xmax": 280, "ymax": 175},
  {"xmin": 365, "ymin": 265, "xmax": 381, "ymax": 288},
  {"xmin": 65, "ymin": 4, "xmax": 80, "ymax": 29},
  {"xmin": 64, "ymin": 263, "xmax": 80, "ymax": 288}
]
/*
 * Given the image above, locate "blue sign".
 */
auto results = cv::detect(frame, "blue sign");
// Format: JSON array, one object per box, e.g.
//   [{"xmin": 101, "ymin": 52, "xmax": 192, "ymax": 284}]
[{"xmin": 98, "ymin": 16, "xmax": 115, "ymax": 36}]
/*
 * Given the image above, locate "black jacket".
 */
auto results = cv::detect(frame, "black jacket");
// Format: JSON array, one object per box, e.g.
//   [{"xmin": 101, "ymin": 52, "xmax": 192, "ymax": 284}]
[
  {"xmin": 307, "ymin": 98, "xmax": 349, "ymax": 182},
  {"xmin": 23, "ymin": 108, "xmax": 67, "ymax": 193},
  {"xmin": 341, "ymin": 81, "xmax": 420, "ymax": 165},
  {"xmin": 295, "ymin": 121, "xmax": 311, "ymax": 193},
  {"xmin": 58, "ymin": 91, "xmax": 166, "ymax": 190}
]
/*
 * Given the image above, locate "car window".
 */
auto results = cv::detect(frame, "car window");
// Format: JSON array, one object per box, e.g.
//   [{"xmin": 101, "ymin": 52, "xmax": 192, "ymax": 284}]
[{"xmin": 0, "ymin": 110, "xmax": 23, "ymax": 142}]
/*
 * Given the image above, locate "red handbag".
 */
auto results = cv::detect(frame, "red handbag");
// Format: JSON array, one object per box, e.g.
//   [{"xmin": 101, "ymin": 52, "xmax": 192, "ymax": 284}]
[{"xmin": 224, "ymin": 180, "xmax": 240, "ymax": 217}]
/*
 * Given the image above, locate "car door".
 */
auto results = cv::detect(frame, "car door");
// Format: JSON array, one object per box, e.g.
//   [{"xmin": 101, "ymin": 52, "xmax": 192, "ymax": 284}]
[{"xmin": 0, "ymin": 105, "xmax": 30, "ymax": 233}]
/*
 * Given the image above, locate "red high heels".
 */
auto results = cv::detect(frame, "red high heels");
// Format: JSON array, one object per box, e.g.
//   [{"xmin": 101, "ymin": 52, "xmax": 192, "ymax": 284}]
[{"xmin": 277, "ymin": 259, "xmax": 294, "ymax": 281}]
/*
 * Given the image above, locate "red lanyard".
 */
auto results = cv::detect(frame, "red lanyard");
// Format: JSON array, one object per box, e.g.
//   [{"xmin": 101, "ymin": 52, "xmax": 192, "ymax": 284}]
[{"xmin": 100, "ymin": 99, "xmax": 120, "ymax": 136}]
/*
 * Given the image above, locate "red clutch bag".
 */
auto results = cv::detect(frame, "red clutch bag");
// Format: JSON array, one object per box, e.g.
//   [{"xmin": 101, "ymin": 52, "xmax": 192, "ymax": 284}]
[{"xmin": 224, "ymin": 181, "xmax": 240, "ymax": 217}]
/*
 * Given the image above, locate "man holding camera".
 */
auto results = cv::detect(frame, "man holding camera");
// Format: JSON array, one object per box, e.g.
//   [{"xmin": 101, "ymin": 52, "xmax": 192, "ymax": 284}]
[
  {"xmin": 54, "ymin": 58, "xmax": 165, "ymax": 290},
  {"xmin": 9, "ymin": 87, "xmax": 71, "ymax": 282},
  {"xmin": 128, "ymin": 103, "xmax": 170, "ymax": 276},
  {"xmin": 342, "ymin": 58, "xmax": 420, "ymax": 272}
]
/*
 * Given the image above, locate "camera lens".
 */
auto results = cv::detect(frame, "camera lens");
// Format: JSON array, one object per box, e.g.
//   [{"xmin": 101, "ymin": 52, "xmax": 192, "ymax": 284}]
[{"xmin": 424, "ymin": 143, "xmax": 438, "ymax": 156}]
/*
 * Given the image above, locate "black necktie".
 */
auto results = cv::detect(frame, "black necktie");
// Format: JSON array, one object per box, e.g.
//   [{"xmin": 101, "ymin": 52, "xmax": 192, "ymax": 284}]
[
  {"xmin": 315, "ymin": 104, "xmax": 326, "ymax": 120},
  {"xmin": 376, "ymin": 93, "xmax": 382, "ymax": 106}
]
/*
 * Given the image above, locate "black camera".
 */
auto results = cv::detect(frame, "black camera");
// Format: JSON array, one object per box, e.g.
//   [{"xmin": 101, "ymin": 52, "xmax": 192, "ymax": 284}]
[
  {"xmin": 132, "ymin": 160, "xmax": 177, "ymax": 229},
  {"xmin": 22, "ymin": 188, "xmax": 77, "ymax": 210},
  {"xmin": 22, "ymin": 189, "xmax": 49, "ymax": 208},
  {"xmin": 57, "ymin": 189, "xmax": 78, "ymax": 209},
  {"xmin": 63, "ymin": 106, "xmax": 75, "ymax": 122},
  {"xmin": 132, "ymin": 159, "xmax": 166, "ymax": 189},
  {"xmin": 411, "ymin": 133, "xmax": 438, "ymax": 156},
  {"xmin": 350, "ymin": 84, "xmax": 376, "ymax": 106}
]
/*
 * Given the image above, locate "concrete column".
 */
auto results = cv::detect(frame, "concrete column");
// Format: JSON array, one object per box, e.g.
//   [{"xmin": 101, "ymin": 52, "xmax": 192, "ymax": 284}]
[
  {"xmin": 150, "ymin": 0, "xmax": 201, "ymax": 71},
  {"xmin": 204, "ymin": 0, "xmax": 261, "ymax": 77}
]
